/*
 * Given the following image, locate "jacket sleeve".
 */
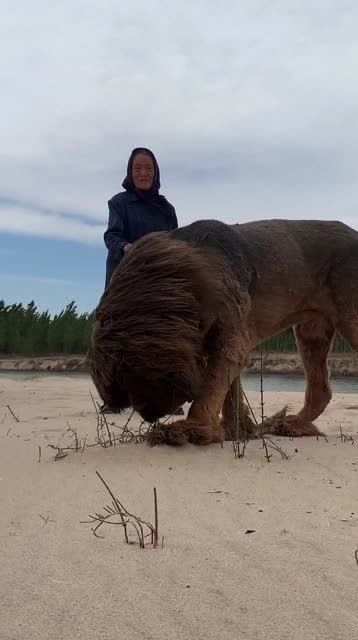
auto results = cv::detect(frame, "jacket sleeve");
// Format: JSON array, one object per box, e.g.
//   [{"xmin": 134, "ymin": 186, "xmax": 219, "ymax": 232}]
[
  {"xmin": 103, "ymin": 198, "xmax": 129, "ymax": 259},
  {"xmin": 169, "ymin": 205, "xmax": 178, "ymax": 230}
]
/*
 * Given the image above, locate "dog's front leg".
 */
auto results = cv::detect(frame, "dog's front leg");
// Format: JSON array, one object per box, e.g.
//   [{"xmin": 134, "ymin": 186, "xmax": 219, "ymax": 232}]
[{"xmin": 156, "ymin": 355, "xmax": 241, "ymax": 446}]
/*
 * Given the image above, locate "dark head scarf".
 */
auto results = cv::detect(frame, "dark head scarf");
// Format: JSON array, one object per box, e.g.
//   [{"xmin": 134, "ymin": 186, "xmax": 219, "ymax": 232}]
[{"xmin": 122, "ymin": 147, "xmax": 174, "ymax": 216}]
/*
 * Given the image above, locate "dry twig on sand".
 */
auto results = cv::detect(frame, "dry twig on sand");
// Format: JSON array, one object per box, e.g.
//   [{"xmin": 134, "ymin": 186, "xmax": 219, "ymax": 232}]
[
  {"xmin": 338, "ymin": 426, "xmax": 355, "ymax": 445},
  {"xmin": 230, "ymin": 383, "xmax": 248, "ymax": 460},
  {"xmin": 89, "ymin": 393, "xmax": 152, "ymax": 447},
  {"xmin": 47, "ymin": 423, "xmax": 88, "ymax": 460},
  {"xmin": 38, "ymin": 514, "xmax": 56, "ymax": 527},
  {"xmin": 45, "ymin": 400, "xmax": 153, "ymax": 461},
  {"xmin": 81, "ymin": 471, "xmax": 159, "ymax": 548},
  {"xmin": 228, "ymin": 354, "xmax": 289, "ymax": 462},
  {"xmin": 260, "ymin": 345, "xmax": 265, "ymax": 425},
  {"xmin": 7, "ymin": 405, "xmax": 19, "ymax": 422},
  {"xmin": 241, "ymin": 389, "xmax": 289, "ymax": 462},
  {"xmin": 89, "ymin": 391, "xmax": 113, "ymax": 447}
]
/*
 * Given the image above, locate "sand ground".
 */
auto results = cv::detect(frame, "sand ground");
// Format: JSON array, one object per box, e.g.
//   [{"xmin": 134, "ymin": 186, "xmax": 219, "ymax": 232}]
[{"xmin": 1, "ymin": 375, "xmax": 358, "ymax": 640}]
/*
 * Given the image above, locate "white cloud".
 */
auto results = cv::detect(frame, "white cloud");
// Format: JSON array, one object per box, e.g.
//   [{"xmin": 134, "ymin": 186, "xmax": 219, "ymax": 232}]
[
  {"xmin": 1, "ymin": 0, "xmax": 358, "ymax": 240},
  {"xmin": 0, "ymin": 203, "xmax": 103, "ymax": 244}
]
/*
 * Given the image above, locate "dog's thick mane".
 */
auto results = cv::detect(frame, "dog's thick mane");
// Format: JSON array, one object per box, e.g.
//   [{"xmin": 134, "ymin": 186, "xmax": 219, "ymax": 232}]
[{"xmin": 89, "ymin": 232, "xmax": 242, "ymax": 406}]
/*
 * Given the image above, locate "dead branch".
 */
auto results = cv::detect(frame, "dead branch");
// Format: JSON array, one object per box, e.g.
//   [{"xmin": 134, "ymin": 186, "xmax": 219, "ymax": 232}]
[
  {"xmin": 47, "ymin": 420, "xmax": 91, "ymax": 460},
  {"xmin": 241, "ymin": 389, "xmax": 289, "ymax": 461},
  {"xmin": 227, "ymin": 378, "xmax": 249, "ymax": 460},
  {"xmin": 38, "ymin": 514, "xmax": 56, "ymax": 527},
  {"xmin": 7, "ymin": 405, "xmax": 19, "ymax": 422},
  {"xmin": 153, "ymin": 487, "xmax": 159, "ymax": 548},
  {"xmin": 338, "ymin": 426, "xmax": 355, "ymax": 445},
  {"xmin": 81, "ymin": 471, "xmax": 159, "ymax": 549},
  {"xmin": 260, "ymin": 345, "xmax": 265, "ymax": 425},
  {"xmin": 101, "ymin": 412, "xmax": 113, "ymax": 447}
]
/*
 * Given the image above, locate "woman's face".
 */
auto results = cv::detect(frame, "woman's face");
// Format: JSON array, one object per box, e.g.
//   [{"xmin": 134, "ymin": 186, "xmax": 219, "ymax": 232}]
[{"xmin": 132, "ymin": 153, "xmax": 155, "ymax": 190}]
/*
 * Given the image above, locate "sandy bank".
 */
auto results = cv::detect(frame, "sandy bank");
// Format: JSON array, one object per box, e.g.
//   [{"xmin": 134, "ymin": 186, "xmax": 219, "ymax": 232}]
[
  {"xmin": 1, "ymin": 376, "xmax": 357, "ymax": 640},
  {"xmin": 1, "ymin": 351, "xmax": 358, "ymax": 376}
]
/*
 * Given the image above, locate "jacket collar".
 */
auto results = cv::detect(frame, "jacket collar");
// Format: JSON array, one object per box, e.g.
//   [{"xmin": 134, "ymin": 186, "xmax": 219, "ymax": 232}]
[{"xmin": 126, "ymin": 191, "xmax": 140, "ymax": 203}]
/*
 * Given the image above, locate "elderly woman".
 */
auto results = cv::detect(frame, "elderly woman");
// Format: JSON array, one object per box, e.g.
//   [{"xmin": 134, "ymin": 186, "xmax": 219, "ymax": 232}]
[
  {"xmin": 104, "ymin": 147, "xmax": 178, "ymax": 288},
  {"xmin": 101, "ymin": 146, "xmax": 184, "ymax": 416}
]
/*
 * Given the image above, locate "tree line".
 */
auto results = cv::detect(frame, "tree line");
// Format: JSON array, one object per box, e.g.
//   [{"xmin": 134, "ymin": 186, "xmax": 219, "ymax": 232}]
[
  {"xmin": 0, "ymin": 299, "xmax": 352, "ymax": 356},
  {"xmin": 0, "ymin": 300, "xmax": 94, "ymax": 356}
]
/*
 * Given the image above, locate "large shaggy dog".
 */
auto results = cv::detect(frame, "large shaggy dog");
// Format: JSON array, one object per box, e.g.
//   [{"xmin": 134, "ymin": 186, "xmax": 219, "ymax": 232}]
[{"xmin": 89, "ymin": 219, "xmax": 358, "ymax": 445}]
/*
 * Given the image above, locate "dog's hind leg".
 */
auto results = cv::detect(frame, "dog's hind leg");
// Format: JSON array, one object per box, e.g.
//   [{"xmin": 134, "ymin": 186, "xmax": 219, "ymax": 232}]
[
  {"xmin": 221, "ymin": 376, "xmax": 294, "ymax": 442},
  {"xmin": 338, "ymin": 317, "xmax": 358, "ymax": 353},
  {"xmin": 330, "ymin": 249, "xmax": 358, "ymax": 353},
  {"xmin": 269, "ymin": 316, "xmax": 335, "ymax": 438}
]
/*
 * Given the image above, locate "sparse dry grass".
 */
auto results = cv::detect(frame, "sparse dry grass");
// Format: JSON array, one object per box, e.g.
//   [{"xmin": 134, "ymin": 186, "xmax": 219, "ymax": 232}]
[
  {"xmin": 43, "ymin": 352, "xmax": 353, "ymax": 464},
  {"xmin": 81, "ymin": 471, "xmax": 160, "ymax": 549}
]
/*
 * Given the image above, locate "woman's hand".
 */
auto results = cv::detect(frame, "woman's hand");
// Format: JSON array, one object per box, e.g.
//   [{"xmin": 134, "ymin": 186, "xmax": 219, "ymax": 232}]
[{"xmin": 123, "ymin": 243, "xmax": 133, "ymax": 254}]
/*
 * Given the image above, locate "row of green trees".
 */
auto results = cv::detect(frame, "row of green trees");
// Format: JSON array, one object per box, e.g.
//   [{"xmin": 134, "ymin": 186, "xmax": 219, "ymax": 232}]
[
  {"xmin": 0, "ymin": 300, "xmax": 94, "ymax": 356},
  {"xmin": 0, "ymin": 299, "xmax": 352, "ymax": 356},
  {"xmin": 262, "ymin": 330, "xmax": 351, "ymax": 353}
]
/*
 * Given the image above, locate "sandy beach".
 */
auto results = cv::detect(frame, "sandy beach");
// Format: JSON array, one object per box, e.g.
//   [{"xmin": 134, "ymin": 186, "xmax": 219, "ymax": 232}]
[
  {"xmin": 1, "ymin": 351, "xmax": 358, "ymax": 376},
  {"xmin": 1, "ymin": 375, "xmax": 358, "ymax": 640}
]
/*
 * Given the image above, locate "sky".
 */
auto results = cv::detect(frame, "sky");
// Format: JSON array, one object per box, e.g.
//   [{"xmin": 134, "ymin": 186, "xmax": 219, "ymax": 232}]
[{"xmin": 1, "ymin": 1, "xmax": 358, "ymax": 314}]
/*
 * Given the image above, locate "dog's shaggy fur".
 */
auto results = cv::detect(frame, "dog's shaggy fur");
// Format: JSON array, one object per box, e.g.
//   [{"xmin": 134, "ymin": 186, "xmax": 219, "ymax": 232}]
[{"xmin": 89, "ymin": 218, "xmax": 358, "ymax": 445}]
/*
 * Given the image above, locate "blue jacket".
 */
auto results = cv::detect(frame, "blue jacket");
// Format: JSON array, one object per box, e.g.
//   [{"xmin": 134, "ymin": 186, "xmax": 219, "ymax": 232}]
[{"xmin": 104, "ymin": 191, "xmax": 178, "ymax": 287}]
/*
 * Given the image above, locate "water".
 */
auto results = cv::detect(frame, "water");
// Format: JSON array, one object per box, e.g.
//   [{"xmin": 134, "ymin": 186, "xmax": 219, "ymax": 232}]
[
  {"xmin": 0, "ymin": 370, "xmax": 89, "ymax": 381},
  {"xmin": 244, "ymin": 372, "xmax": 358, "ymax": 394},
  {"xmin": 1, "ymin": 370, "xmax": 357, "ymax": 394}
]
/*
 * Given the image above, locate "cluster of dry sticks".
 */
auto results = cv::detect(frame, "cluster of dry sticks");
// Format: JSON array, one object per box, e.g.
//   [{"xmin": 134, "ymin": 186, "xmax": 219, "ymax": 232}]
[
  {"xmin": 47, "ymin": 355, "xmax": 291, "ymax": 463},
  {"xmin": 227, "ymin": 347, "xmax": 289, "ymax": 462},
  {"xmin": 47, "ymin": 390, "xmax": 186, "ymax": 460},
  {"xmin": 231, "ymin": 388, "xmax": 290, "ymax": 462},
  {"xmin": 89, "ymin": 391, "xmax": 157, "ymax": 447},
  {"xmin": 2, "ymin": 404, "xmax": 19, "ymax": 425},
  {"xmin": 47, "ymin": 391, "xmax": 290, "ymax": 463},
  {"xmin": 44, "ymin": 346, "xmax": 354, "ymax": 465},
  {"xmin": 47, "ymin": 393, "xmax": 154, "ymax": 460},
  {"xmin": 338, "ymin": 426, "xmax": 355, "ymax": 445},
  {"xmin": 81, "ymin": 471, "xmax": 160, "ymax": 548}
]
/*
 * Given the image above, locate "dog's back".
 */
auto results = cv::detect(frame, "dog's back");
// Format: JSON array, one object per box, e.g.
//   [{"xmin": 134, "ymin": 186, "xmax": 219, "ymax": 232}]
[{"xmin": 171, "ymin": 218, "xmax": 358, "ymax": 348}]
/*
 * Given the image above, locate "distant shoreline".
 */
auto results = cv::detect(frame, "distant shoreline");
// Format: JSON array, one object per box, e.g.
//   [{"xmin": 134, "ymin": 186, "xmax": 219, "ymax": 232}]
[{"xmin": 1, "ymin": 352, "xmax": 357, "ymax": 376}]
